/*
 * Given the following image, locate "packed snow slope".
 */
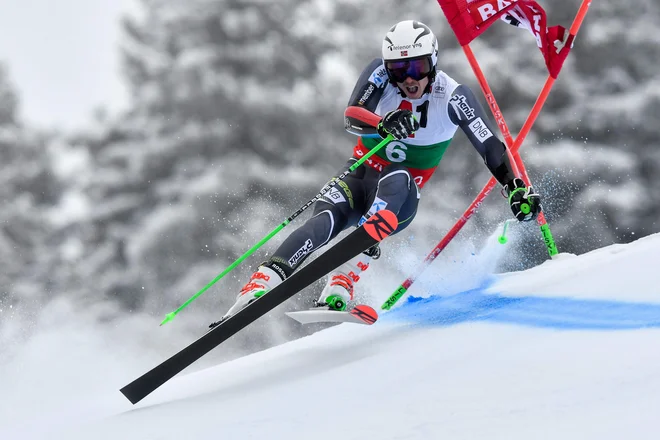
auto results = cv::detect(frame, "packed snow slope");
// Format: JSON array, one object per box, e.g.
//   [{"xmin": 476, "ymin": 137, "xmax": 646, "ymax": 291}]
[{"xmin": 5, "ymin": 232, "xmax": 660, "ymax": 440}]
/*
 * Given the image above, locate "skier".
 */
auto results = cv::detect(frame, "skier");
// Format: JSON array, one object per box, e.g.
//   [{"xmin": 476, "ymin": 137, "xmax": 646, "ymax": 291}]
[{"xmin": 221, "ymin": 20, "xmax": 541, "ymax": 319}]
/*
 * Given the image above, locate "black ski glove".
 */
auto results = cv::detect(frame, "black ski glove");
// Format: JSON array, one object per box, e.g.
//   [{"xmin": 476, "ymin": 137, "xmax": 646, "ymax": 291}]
[
  {"xmin": 377, "ymin": 109, "xmax": 419, "ymax": 140},
  {"xmin": 505, "ymin": 178, "xmax": 541, "ymax": 222}
]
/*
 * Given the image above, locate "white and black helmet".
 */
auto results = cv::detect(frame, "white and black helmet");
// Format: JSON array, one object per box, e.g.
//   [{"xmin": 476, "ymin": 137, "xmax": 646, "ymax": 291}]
[{"xmin": 381, "ymin": 20, "xmax": 438, "ymax": 87}]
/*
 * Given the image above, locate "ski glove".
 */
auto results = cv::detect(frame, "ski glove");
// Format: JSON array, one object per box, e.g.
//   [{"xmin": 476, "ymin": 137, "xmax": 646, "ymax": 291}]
[
  {"xmin": 505, "ymin": 178, "xmax": 541, "ymax": 222},
  {"xmin": 377, "ymin": 109, "xmax": 419, "ymax": 140}
]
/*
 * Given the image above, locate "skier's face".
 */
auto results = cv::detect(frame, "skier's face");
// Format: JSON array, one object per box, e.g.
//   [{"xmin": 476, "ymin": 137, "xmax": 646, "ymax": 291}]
[
  {"xmin": 386, "ymin": 56, "xmax": 432, "ymax": 100},
  {"xmin": 398, "ymin": 76, "xmax": 428, "ymax": 100}
]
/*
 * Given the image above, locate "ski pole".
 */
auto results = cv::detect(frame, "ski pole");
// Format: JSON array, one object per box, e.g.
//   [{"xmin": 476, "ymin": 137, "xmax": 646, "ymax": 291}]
[
  {"xmin": 498, "ymin": 219, "xmax": 515, "ymax": 244},
  {"xmin": 161, "ymin": 133, "xmax": 395, "ymax": 325}
]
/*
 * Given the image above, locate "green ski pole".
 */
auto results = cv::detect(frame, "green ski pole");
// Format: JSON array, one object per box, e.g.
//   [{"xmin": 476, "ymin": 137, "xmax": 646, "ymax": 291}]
[
  {"xmin": 160, "ymin": 134, "xmax": 395, "ymax": 325},
  {"xmin": 498, "ymin": 219, "xmax": 515, "ymax": 244}
]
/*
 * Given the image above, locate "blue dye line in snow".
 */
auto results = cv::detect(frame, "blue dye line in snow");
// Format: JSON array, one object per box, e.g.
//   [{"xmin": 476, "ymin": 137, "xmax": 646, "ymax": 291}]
[{"xmin": 384, "ymin": 285, "xmax": 660, "ymax": 330}]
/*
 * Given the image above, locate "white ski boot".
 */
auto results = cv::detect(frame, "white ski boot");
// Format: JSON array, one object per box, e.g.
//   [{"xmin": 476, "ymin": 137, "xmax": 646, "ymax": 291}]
[
  {"xmin": 222, "ymin": 266, "xmax": 284, "ymax": 319},
  {"xmin": 315, "ymin": 245, "xmax": 380, "ymax": 311}
]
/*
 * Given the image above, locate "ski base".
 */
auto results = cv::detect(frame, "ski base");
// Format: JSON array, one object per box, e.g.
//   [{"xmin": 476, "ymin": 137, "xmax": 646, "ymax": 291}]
[{"xmin": 286, "ymin": 304, "xmax": 378, "ymax": 325}]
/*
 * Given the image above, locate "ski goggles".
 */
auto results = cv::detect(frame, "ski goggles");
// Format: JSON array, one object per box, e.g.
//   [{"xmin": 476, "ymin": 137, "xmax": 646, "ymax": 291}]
[{"xmin": 385, "ymin": 56, "xmax": 433, "ymax": 83}]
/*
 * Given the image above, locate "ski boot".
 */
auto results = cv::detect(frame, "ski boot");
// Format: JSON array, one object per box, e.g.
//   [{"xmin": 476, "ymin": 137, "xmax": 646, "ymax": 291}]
[
  {"xmin": 314, "ymin": 244, "xmax": 381, "ymax": 311},
  {"xmin": 221, "ymin": 265, "xmax": 284, "ymax": 320}
]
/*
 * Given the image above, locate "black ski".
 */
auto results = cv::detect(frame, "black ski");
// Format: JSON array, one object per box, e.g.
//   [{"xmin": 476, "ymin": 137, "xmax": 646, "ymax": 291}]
[{"xmin": 119, "ymin": 209, "xmax": 397, "ymax": 404}]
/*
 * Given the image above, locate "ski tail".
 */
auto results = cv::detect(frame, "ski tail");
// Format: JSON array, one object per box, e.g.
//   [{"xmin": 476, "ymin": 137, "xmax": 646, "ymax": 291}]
[
  {"xmin": 286, "ymin": 304, "xmax": 379, "ymax": 326},
  {"xmin": 119, "ymin": 209, "xmax": 398, "ymax": 404},
  {"xmin": 349, "ymin": 304, "xmax": 378, "ymax": 324}
]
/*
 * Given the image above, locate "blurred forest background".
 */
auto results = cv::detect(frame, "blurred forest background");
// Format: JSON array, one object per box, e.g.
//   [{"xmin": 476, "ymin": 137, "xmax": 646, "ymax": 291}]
[{"xmin": 1, "ymin": 0, "xmax": 658, "ymax": 361}]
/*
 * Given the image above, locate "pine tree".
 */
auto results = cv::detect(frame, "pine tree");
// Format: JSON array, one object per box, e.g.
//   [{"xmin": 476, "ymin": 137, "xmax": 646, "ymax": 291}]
[{"xmin": 0, "ymin": 64, "xmax": 60, "ymax": 328}]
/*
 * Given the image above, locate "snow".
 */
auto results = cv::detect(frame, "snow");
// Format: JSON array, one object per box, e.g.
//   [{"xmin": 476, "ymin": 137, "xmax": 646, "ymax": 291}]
[{"xmin": 2, "ymin": 231, "xmax": 660, "ymax": 439}]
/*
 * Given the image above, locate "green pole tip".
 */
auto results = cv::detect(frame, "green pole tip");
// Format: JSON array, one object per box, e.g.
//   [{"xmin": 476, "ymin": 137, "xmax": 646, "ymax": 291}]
[
  {"xmin": 160, "ymin": 312, "xmax": 176, "ymax": 326},
  {"xmin": 498, "ymin": 219, "xmax": 512, "ymax": 245}
]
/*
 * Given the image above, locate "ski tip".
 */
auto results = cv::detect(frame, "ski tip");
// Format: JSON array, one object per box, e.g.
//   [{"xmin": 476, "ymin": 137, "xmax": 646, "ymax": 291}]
[
  {"xmin": 363, "ymin": 209, "xmax": 398, "ymax": 242},
  {"xmin": 349, "ymin": 304, "xmax": 378, "ymax": 325}
]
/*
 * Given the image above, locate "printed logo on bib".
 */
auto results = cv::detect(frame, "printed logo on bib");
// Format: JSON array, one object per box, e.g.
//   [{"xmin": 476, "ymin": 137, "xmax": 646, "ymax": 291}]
[
  {"xmin": 288, "ymin": 239, "xmax": 313, "ymax": 266},
  {"xmin": 449, "ymin": 94, "xmax": 476, "ymax": 121},
  {"xmin": 385, "ymin": 141, "xmax": 408, "ymax": 163},
  {"xmin": 433, "ymin": 84, "xmax": 446, "ymax": 98},
  {"xmin": 325, "ymin": 186, "xmax": 346, "ymax": 204},
  {"xmin": 468, "ymin": 117, "xmax": 493, "ymax": 142}
]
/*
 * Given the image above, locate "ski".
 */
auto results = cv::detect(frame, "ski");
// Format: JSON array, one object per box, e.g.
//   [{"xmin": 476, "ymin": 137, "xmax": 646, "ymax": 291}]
[
  {"xmin": 119, "ymin": 209, "xmax": 398, "ymax": 404},
  {"xmin": 286, "ymin": 304, "xmax": 378, "ymax": 325}
]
